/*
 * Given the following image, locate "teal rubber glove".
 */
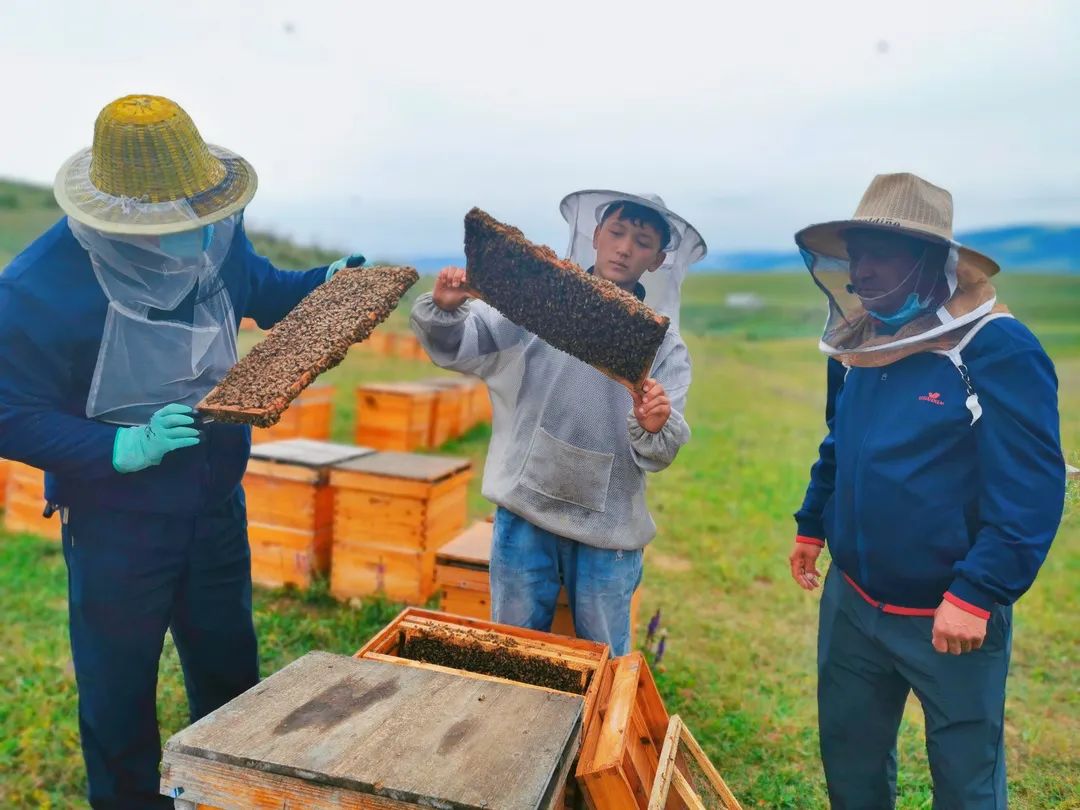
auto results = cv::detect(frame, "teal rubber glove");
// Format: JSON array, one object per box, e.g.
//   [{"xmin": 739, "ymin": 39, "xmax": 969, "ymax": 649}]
[
  {"xmin": 112, "ymin": 403, "xmax": 202, "ymax": 474},
  {"xmin": 325, "ymin": 253, "xmax": 366, "ymax": 283}
]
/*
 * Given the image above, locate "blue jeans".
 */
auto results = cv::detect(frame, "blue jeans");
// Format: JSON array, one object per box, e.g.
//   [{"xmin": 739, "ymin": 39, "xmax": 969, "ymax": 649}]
[
  {"xmin": 489, "ymin": 507, "xmax": 642, "ymax": 656},
  {"xmin": 62, "ymin": 490, "xmax": 259, "ymax": 809},
  {"xmin": 818, "ymin": 566, "xmax": 1011, "ymax": 810}
]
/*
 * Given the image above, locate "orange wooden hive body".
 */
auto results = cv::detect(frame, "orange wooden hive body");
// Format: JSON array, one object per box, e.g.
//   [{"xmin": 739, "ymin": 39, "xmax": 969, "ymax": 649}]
[
  {"xmin": 354, "ymin": 382, "xmax": 437, "ymax": 452},
  {"xmin": 244, "ymin": 439, "xmax": 374, "ymax": 588},
  {"xmin": 577, "ymin": 652, "xmax": 670, "ymax": 810},
  {"xmin": 4, "ymin": 461, "xmax": 60, "ymax": 541},
  {"xmin": 419, "ymin": 377, "xmax": 472, "ymax": 447},
  {"xmin": 435, "ymin": 521, "xmax": 641, "ymax": 641},
  {"xmin": 329, "ymin": 452, "xmax": 471, "ymax": 603},
  {"xmin": 357, "ymin": 607, "xmax": 609, "ymax": 736},
  {"xmin": 250, "ymin": 384, "xmax": 335, "ymax": 444},
  {"xmin": 648, "ymin": 715, "xmax": 743, "ymax": 810}
]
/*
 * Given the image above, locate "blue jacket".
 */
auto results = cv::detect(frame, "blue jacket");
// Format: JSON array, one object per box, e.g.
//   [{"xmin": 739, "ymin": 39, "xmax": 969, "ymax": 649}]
[
  {"xmin": 796, "ymin": 317, "xmax": 1065, "ymax": 615},
  {"xmin": 0, "ymin": 217, "xmax": 327, "ymax": 516}
]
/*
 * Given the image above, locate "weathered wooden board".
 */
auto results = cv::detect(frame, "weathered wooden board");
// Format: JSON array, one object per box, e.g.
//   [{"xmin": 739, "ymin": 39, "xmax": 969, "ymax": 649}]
[
  {"xmin": 333, "ymin": 451, "xmax": 471, "ymax": 483},
  {"xmin": 162, "ymin": 652, "xmax": 583, "ymax": 810}
]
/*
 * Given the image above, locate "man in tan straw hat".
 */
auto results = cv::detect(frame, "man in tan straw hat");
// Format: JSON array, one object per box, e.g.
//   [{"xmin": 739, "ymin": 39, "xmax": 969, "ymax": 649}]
[
  {"xmin": 0, "ymin": 94, "xmax": 364, "ymax": 809},
  {"xmin": 788, "ymin": 173, "xmax": 1065, "ymax": 807}
]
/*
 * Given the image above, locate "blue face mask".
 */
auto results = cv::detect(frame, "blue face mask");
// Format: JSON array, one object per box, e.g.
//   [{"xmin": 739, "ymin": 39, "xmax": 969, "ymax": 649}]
[
  {"xmin": 159, "ymin": 224, "xmax": 214, "ymax": 259},
  {"xmin": 867, "ymin": 292, "xmax": 931, "ymax": 327}
]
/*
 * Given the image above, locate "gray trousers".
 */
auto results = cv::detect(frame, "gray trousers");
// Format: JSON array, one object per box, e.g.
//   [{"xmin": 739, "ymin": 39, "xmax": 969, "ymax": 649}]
[{"xmin": 818, "ymin": 567, "xmax": 1011, "ymax": 809}]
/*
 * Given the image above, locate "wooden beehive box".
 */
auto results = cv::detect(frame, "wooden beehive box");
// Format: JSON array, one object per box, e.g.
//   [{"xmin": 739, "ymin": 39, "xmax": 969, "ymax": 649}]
[
  {"xmin": 393, "ymin": 331, "xmax": 429, "ymax": 361},
  {"xmin": 4, "ymin": 461, "xmax": 60, "ymax": 541},
  {"xmin": 160, "ymin": 651, "xmax": 584, "ymax": 810},
  {"xmin": 470, "ymin": 377, "xmax": 493, "ymax": 427},
  {"xmin": 436, "ymin": 521, "xmax": 576, "ymax": 637},
  {"xmin": 363, "ymin": 329, "xmax": 396, "ymax": 356},
  {"xmin": 330, "ymin": 453, "xmax": 472, "ymax": 603},
  {"xmin": 251, "ymin": 384, "xmax": 335, "ymax": 445},
  {"xmin": 435, "ymin": 521, "xmax": 643, "ymax": 642},
  {"xmin": 577, "ymin": 652, "xmax": 670, "ymax": 809},
  {"xmin": 357, "ymin": 607, "xmax": 609, "ymax": 744},
  {"xmin": 648, "ymin": 715, "xmax": 742, "ymax": 810},
  {"xmin": 354, "ymin": 382, "xmax": 437, "ymax": 451},
  {"xmin": 238, "ymin": 316, "xmax": 260, "ymax": 331},
  {"xmin": 420, "ymin": 377, "xmax": 473, "ymax": 446},
  {"xmin": 245, "ymin": 439, "xmax": 374, "ymax": 589}
]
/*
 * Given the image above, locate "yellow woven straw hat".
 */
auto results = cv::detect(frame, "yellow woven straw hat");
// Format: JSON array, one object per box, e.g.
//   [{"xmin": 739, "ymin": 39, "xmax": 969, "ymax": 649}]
[
  {"xmin": 54, "ymin": 95, "xmax": 257, "ymax": 236},
  {"xmin": 795, "ymin": 172, "xmax": 1000, "ymax": 280}
]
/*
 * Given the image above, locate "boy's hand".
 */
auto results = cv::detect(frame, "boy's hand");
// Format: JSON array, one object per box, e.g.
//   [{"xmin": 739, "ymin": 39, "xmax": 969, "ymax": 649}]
[
  {"xmin": 432, "ymin": 266, "xmax": 471, "ymax": 311},
  {"xmin": 632, "ymin": 379, "xmax": 671, "ymax": 433}
]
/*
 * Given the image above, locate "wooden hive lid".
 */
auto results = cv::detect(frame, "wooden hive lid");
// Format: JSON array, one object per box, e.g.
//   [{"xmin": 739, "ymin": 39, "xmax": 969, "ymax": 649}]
[
  {"xmin": 249, "ymin": 439, "xmax": 375, "ymax": 469},
  {"xmin": 420, "ymin": 376, "xmax": 476, "ymax": 391},
  {"xmin": 162, "ymin": 651, "xmax": 583, "ymax": 810},
  {"xmin": 294, "ymin": 382, "xmax": 336, "ymax": 401},
  {"xmin": 436, "ymin": 521, "xmax": 494, "ymax": 567},
  {"xmin": 358, "ymin": 381, "xmax": 438, "ymax": 396},
  {"xmin": 331, "ymin": 451, "xmax": 471, "ymax": 482}
]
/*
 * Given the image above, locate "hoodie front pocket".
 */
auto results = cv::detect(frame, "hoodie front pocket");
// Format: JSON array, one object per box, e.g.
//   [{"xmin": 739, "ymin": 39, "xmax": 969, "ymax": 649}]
[{"xmin": 520, "ymin": 428, "xmax": 614, "ymax": 513}]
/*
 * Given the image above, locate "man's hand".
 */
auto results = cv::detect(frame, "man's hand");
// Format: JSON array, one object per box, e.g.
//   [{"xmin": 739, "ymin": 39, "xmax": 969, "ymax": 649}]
[
  {"xmin": 325, "ymin": 253, "xmax": 366, "ymax": 283},
  {"xmin": 788, "ymin": 540, "xmax": 823, "ymax": 590},
  {"xmin": 932, "ymin": 599, "xmax": 988, "ymax": 655},
  {"xmin": 432, "ymin": 266, "xmax": 471, "ymax": 312},
  {"xmin": 631, "ymin": 379, "xmax": 671, "ymax": 433}
]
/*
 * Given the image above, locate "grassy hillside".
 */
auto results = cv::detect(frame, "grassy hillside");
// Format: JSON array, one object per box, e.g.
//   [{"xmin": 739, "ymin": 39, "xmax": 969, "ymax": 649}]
[
  {"xmin": 1, "ymin": 177, "xmax": 1077, "ymax": 807},
  {"xmin": 0, "ymin": 178, "xmax": 339, "ymax": 272}
]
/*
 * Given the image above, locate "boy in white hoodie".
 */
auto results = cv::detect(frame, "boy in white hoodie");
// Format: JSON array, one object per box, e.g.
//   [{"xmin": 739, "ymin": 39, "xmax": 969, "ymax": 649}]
[{"xmin": 411, "ymin": 191, "xmax": 706, "ymax": 654}]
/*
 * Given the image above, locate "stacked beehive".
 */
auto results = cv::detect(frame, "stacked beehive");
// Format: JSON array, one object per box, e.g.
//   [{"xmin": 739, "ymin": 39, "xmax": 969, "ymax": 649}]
[
  {"xmin": 420, "ymin": 377, "xmax": 471, "ymax": 447},
  {"xmin": 251, "ymin": 384, "xmax": 335, "ymax": 445},
  {"xmin": 435, "ymin": 521, "xmax": 641, "ymax": 641},
  {"xmin": 244, "ymin": 439, "xmax": 374, "ymax": 588},
  {"xmin": 329, "ymin": 452, "xmax": 472, "ymax": 603},
  {"xmin": 3, "ymin": 461, "xmax": 60, "ymax": 540},
  {"xmin": 354, "ymin": 382, "xmax": 437, "ymax": 451},
  {"xmin": 393, "ymin": 332, "xmax": 429, "ymax": 362},
  {"xmin": 358, "ymin": 329, "xmax": 395, "ymax": 356},
  {"xmin": 158, "ymin": 609, "xmax": 740, "ymax": 810}
]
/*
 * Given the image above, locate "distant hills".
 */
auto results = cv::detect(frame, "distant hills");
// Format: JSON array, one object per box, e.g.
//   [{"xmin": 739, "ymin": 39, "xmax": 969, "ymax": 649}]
[
  {"xmin": 3, "ymin": 178, "xmax": 1077, "ymax": 273},
  {"xmin": 392, "ymin": 225, "xmax": 1080, "ymax": 275}
]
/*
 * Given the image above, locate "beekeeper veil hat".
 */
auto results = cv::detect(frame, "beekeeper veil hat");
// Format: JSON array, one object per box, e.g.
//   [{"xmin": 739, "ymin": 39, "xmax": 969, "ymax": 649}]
[
  {"xmin": 559, "ymin": 190, "xmax": 707, "ymax": 329},
  {"xmin": 795, "ymin": 172, "xmax": 1003, "ymax": 367}
]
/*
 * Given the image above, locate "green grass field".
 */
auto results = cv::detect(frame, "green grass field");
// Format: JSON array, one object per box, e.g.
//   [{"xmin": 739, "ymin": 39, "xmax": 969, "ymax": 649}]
[{"xmin": 1, "ymin": 180, "xmax": 1078, "ymax": 807}]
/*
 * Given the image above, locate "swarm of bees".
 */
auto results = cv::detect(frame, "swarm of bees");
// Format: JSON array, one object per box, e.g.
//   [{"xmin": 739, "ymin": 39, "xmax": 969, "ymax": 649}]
[
  {"xmin": 200, "ymin": 265, "xmax": 418, "ymax": 427},
  {"xmin": 463, "ymin": 208, "xmax": 669, "ymax": 390}
]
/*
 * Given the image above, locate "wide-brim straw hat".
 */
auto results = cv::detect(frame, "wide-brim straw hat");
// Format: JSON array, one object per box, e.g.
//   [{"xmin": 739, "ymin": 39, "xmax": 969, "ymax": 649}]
[
  {"xmin": 54, "ymin": 95, "xmax": 257, "ymax": 236},
  {"xmin": 794, "ymin": 172, "xmax": 1000, "ymax": 279}
]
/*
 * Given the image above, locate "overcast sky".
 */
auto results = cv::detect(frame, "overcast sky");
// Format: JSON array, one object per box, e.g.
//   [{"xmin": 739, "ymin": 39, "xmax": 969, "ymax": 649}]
[{"xmin": 2, "ymin": 0, "xmax": 1077, "ymax": 262}]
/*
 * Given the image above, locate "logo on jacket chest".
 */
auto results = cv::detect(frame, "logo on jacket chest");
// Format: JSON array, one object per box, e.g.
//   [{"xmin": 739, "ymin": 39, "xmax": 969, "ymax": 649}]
[{"xmin": 918, "ymin": 391, "xmax": 944, "ymax": 406}]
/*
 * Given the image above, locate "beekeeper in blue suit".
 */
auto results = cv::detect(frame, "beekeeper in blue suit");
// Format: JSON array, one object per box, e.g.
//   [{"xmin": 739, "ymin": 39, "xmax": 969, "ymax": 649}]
[
  {"xmin": 0, "ymin": 95, "xmax": 362, "ymax": 809},
  {"xmin": 788, "ymin": 173, "xmax": 1065, "ymax": 809}
]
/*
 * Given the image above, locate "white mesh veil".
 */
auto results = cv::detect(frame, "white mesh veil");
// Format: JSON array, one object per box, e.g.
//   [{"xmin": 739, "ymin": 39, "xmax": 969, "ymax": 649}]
[{"xmin": 559, "ymin": 190, "xmax": 707, "ymax": 329}]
